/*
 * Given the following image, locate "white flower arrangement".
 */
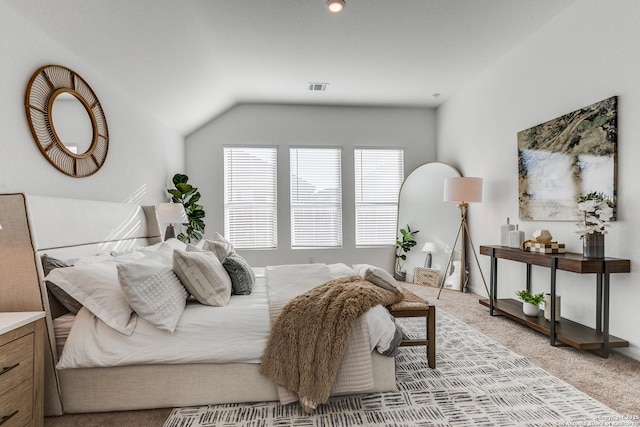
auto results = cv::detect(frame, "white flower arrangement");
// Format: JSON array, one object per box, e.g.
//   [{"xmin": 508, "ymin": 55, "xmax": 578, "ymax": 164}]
[{"xmin": 575, "ymin": 192, "xmax": 614, "ymax": 239}]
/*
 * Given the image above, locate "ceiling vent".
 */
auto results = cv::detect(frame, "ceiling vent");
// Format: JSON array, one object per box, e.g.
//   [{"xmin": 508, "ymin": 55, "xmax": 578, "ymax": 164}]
[{"xmin": 308, "ymin": 82, "xmax": 329, "ymax": 91}]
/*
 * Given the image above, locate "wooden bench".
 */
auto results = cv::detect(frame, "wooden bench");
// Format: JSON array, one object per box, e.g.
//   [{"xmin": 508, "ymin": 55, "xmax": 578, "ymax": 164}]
[{"xmin": 387, "ymin": 288, "xmax": 436, "ymax": 368}]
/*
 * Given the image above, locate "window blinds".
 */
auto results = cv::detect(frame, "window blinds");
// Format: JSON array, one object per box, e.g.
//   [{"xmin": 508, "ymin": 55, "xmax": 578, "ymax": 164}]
[
  {"xmin": 354, "ymin": 148, "xmax": 404, "ymax": 246},
  {"xmin": 290, "ymin": 147, "xmax": 342, "ymax": 248},
  {"xmin": 223, "ymin": 147, "xmax": 277, "ymax": 249}
]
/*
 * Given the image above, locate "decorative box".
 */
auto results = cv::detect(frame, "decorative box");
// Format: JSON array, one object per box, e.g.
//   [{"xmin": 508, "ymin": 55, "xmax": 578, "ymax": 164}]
[
  {"xmin": 524, "ymin": 242, "xmax": 566, "ymax": 254},
  {"xmin": 414, "ymin": 267, "xmax": 440, "ymax": 287}
]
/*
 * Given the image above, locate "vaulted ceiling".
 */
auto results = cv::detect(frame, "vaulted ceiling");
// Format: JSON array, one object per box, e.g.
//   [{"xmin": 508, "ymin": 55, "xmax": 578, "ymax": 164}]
[{"xmin": 6, "ymin": 0, "xmax": 574, "ymax": 135}]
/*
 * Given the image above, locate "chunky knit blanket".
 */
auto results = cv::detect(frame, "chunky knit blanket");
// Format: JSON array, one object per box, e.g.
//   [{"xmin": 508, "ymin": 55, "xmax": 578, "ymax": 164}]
[{"xmin": 259, "ymin": 275, "xmax": 402, "ymax": 413}]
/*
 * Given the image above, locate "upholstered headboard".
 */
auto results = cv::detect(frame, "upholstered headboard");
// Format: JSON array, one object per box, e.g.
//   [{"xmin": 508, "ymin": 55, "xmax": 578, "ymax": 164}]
[{"xmin": 0, "ymin": 193, "xmax": 162, "ymax": 415}]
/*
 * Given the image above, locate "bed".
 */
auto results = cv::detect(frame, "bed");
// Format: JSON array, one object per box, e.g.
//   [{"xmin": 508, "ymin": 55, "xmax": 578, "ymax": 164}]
[{"xmin": 0, "ymin": 193, "xmax": 399, "ymax": 415}]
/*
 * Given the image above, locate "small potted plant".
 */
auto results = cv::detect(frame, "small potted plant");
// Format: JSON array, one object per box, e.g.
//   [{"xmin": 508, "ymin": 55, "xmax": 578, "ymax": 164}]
[
  {"xmin": 515, "ymin": 290, "xmax": 544, "ymax": 317},
  {"xmin": 395, "ymin": 225, "xmax": 419, "ymax": 281}
]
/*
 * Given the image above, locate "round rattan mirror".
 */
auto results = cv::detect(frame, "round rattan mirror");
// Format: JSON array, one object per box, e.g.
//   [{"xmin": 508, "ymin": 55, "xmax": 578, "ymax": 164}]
[{"xmin": 25, "ymin": 65, "xmax": 109, "ymax": 177}]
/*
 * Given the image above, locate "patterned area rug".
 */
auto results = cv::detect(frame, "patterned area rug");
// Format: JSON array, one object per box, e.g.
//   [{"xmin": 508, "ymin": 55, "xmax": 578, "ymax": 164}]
[{"xmin": 164, "ymin": 310, "xmax": 630, "ymax": 427}]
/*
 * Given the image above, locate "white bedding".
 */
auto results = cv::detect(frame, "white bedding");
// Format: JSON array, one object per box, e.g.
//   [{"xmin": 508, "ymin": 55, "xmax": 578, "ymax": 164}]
[{"xmin": 56, "ymin": 264, "xmax": 398, "ymax": 370}]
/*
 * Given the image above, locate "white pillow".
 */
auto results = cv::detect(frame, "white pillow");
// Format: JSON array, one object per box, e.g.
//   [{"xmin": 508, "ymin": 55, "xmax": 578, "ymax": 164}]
[
  {"xmin": 203, "ymin": 232, "xmax": 235, "ymax": 262},
  {"xmin": 353, "ymin": 264, "xmax": 403, "ymax": 296},
  {"xmin": 44, "ymin": 262, "xmax": 137, "ymax": 335},
  {"xmin": 117, "ymin": 257, "xmax": 188, "ymax": 333},
  {"xmin": 138, "ymin": 241, "xmax": 179, "ymax": 265},
  {"xmin": 173, "ymin": 249, "xmax": 232, "ymax": 306}
]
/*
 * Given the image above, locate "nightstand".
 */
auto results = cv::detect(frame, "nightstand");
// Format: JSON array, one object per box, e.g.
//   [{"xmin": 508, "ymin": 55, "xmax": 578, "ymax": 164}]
[{"xmin": 0, "ymin": 312, "xmax": 45, "ymax": 427}]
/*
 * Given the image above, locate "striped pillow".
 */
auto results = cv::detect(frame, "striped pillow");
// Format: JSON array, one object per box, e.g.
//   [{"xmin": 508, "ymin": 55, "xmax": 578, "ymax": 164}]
[{"xmin": 173, "ymin": 250, "xmax": 232, "ymax": 306}]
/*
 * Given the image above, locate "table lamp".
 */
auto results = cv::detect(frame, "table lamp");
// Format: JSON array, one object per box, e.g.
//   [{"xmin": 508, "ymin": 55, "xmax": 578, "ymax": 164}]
[
  {"xmin": 421, "ymin": 242, "xmax": 436, "ymax": 268},
  {"xmin": 157, "ymin": 203, "xmax": 188, "ymax": 240}
]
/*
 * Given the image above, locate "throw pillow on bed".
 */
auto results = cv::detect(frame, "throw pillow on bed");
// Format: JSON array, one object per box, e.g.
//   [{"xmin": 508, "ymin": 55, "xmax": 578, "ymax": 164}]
[
  {"xmin": 44, "ymin": 261, "xmax": 137, "ymax": 335},
  {"xmin": 117, "ymin": 257, "xmax": 188, "ymax": 333},
  {"xmin": 173, "ymin": 249, "xmax": 232, "ymax": 306},
  {"xmin": 353, "ymin": 264, "xmax": 404, "ymax": 296},
  {"xmin": 41, "ymin": 254, "xmax": 83, "ymax": 314},
  {"xmin": 202, "ymin": 232, "xmax": 235, "ymax": 262},
  {"xmin": 222, "ymin": 253, "xmax": 255, "ymax": 295}
]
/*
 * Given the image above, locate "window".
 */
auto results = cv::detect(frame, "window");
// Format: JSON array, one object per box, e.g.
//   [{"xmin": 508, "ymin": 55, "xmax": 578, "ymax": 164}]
[
  {"xmin": 223, "ymin": 147, "xmax": 277, "ymax": 249},
  {"xmin": 290, "ymin": 147, "xmax": 342, "ymax": 248},
  {"xmin": 354, "ymin": 148, "xmax": 404, "ymax": 246}
]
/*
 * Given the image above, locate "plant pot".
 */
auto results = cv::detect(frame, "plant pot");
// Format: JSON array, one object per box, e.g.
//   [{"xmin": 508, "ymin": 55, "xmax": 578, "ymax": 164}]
[
  {"xmin": 522, "ymin": 302, "xmax": 539, "ymax": 317},
  {"xmin": 583, "ymin": 234, "xmax": 605, "ymax": 258}
]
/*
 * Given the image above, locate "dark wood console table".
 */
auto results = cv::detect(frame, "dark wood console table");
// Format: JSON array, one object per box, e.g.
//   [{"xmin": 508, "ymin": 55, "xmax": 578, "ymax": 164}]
[{"xmin": 478, "ymin": 245, "xmax": 630, "ymax": 358}]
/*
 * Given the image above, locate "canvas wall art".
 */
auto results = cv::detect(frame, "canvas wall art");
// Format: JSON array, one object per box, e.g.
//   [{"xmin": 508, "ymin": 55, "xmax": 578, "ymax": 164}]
[{"xmin": 518, "ymin": 96, "xmax": 617, "ymax": 221}]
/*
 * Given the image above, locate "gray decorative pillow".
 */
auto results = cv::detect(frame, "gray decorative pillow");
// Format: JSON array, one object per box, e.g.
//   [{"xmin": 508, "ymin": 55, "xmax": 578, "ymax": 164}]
[
  {"xmin": 222, "ymin": 253, "xmax": 255, "ymax": 295},
  {"xmin": 173, "ymin": 249, "xmax": 232, "ymax": 306},
  {"xmin": 41, "ymin": 254, "xmax": 83, "ymax": 314},
  {"xmin": 362, "ymin": 266, "xmax": 403, "ymax": 296},
  {"xmin": 117, "ymin": 258, "xmax": 188, "ymax": 333}
]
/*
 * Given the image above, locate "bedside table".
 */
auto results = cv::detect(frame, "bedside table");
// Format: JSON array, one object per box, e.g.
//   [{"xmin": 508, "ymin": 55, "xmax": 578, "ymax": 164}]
[{"xmin": 0, "ymin": 312, "xmax": 45, "ymax": 427}]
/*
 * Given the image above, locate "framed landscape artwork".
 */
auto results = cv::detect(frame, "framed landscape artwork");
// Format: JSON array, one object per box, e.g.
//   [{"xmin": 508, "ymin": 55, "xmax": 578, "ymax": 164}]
[{"xmin": 518, "ymin": 96, "xmax": 617, "ymax": 221}]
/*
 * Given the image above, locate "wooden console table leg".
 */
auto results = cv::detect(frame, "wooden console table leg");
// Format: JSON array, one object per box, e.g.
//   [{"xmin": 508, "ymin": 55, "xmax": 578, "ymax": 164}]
[
  {"xmin": 526, "ymin": 264, "xmax": 532, "ymax": 293},
  {"xmin": 550, "ymin": 257, "xmax": 558, "ymax": 346}
]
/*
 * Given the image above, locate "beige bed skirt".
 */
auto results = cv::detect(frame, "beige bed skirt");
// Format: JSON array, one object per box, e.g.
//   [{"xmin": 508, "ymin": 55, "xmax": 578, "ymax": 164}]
[{"xmin": 57, "ymin": 353, "xmax": 396, "ymax": 414}]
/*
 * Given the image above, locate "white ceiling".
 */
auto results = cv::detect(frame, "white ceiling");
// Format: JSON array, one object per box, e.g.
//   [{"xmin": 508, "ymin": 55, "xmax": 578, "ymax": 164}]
[{"xmin": 6, "ymin": 0, "xmax": 575, "ymax": 135}]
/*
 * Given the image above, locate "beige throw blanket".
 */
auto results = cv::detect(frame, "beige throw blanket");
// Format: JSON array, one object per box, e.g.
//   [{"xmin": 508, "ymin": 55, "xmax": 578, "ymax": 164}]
[{"xmin": 260, "ymin": 274, "xmax": 402, "ymax": 413}]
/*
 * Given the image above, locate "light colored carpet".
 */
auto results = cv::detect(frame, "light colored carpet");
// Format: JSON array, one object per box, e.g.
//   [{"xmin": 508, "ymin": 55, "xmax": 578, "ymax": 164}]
[
  {"xmin": 164, "ymin": 312, "xmax": 631, "ymax": 426},
  {"xmin": 44, "ymin": 286, "xmax": 640, "ymax": 426}
]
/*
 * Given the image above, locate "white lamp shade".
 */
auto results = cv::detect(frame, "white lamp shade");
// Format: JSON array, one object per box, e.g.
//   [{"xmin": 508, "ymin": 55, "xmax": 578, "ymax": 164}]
[
  {"xmin": 421, "ymin": 242, "xmax": 436, "ymax": 253},
  {"xmin": 443, "ymin": 177, "xmax": 483, "ymax": 203},
  {"xmin": 157, "ymin": 203, "xmax": 188, "ymax": 223}
]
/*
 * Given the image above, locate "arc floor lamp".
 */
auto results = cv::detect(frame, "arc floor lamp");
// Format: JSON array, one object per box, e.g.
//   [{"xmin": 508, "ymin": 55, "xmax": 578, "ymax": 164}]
[{"xmin": 438, "ymin": 177, "xmax": 489, "ymax": 299}]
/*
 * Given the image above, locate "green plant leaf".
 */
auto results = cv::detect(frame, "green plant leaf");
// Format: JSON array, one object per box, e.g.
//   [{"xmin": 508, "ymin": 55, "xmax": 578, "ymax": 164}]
[
  {"xmin": 175, "ymin": 183, "xmax": 193, "ymax": 194},
  {"xmin": 173, "ymin": 174, "xmax": 189, "ymax": 185},
  {"xmin": 167, "ymin": 189, "xmax": 181, "ymax": 199}
]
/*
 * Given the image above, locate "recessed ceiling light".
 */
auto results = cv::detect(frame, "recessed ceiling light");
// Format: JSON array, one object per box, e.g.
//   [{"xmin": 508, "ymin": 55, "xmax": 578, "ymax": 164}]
[{"xmin": 326, "ymin": 0, "xmax": 345, "ymax": 14}]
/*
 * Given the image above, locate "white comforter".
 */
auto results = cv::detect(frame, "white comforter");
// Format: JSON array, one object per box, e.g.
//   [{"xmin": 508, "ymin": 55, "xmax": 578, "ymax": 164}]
[{"xmin": 56, "ymin": 264, "xmax": 398, "ymax": 369}]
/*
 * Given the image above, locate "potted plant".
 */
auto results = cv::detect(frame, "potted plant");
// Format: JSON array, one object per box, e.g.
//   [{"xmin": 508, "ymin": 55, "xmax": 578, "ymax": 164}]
[
  {"xmin": 395, "ymin": 225, "xmax": 419, "ymax": 281},
  {"xmin": 515, "ymin": 290, "xmax": 544, "ymax": 317},
  {"xmin": 167, "ymin": 173, "xmax": 206, "ymax": 243}
]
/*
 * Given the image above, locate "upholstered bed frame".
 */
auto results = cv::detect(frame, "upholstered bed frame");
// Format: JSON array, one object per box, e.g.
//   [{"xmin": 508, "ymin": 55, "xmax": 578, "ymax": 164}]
[{"xmin": 0, "ymin": 193, "xmax": 396, "ymax": 415}]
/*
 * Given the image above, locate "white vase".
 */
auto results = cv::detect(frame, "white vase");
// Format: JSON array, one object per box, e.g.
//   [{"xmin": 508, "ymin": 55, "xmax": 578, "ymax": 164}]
[
  {"xmin": 544, "ymin": 294, "xmax": 561, "ymax": 321},
  {"xmin": 522, "ymin": 302, "xmax": 539, "ymax": 317}
]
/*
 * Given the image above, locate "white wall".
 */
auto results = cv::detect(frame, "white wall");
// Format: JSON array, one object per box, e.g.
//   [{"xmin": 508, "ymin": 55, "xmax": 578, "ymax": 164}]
[
  {"xmin": 0, "ymin": 2, "xmax": 184, "ymax": 205},
  {"xmin": 437, "ymin": 0, "xmax": 640, "ymax": 360},
  {"xmin": 186, "ymin": 103, "xmax": 436, "ymax": 271}
]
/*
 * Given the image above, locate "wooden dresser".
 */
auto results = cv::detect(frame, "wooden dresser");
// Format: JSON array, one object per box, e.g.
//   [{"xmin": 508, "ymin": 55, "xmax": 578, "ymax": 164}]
[{"xmin": 0, "ymin": 312, "xmax": 45, "ymax": 427}]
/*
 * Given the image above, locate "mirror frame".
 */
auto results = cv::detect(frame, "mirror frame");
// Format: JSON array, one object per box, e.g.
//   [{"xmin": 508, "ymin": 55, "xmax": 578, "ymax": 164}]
[
  {"xmin": 25, "ymin": 64, "xmax": 109, "ymax": 178},
  {"xmin": 396, "ymin": 161, "xmax": 465, "ymax": 292}
]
